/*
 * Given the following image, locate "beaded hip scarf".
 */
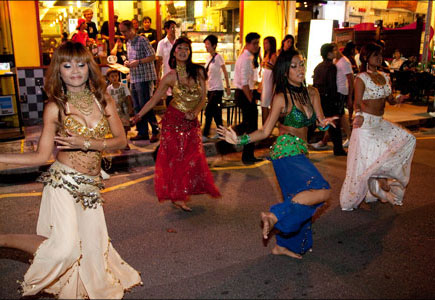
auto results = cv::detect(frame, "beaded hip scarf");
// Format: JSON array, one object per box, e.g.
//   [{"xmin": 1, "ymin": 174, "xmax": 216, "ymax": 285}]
[{"xmin": 37, "ymin": 161, "xmax": 105, "ymax": 209}]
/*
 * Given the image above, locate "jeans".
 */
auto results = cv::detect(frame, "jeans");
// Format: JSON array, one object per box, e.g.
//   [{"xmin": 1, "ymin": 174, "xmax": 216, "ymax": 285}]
[
  {"xmin": 203, "ymin": 90, "xmax": 223, "ymax": 137},
  {"xmin": 131, "ymin": 80, "xmax": 159, "ymax": 137}
]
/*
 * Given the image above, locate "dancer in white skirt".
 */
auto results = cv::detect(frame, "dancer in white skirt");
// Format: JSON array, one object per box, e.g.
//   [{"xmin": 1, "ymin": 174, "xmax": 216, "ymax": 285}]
[
  {"xmin": 260, "ymin": 36, "xmax": 277, "ymax": 125},
  {"xmin": 0, "ymin": 42, "xmax": 141, "ymax": 298},
  {"xmin": 340, "ymin": 42, "xmax": 416, "ymax": 211}
]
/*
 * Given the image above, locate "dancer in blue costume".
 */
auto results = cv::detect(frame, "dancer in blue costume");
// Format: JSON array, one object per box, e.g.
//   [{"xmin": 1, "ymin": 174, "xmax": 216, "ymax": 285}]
[{"xmin": 218, "ymin": 49, "xmax": 337, "ymax": 259}]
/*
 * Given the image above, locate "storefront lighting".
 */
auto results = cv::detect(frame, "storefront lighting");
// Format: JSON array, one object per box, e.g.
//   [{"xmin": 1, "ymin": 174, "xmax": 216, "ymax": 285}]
[
  {"xmin": 69, "ymin": 5, "xmax": 73, "ymax": 14},
  {"xmin": 59, "ymin": 15, "xmax": 63, "ymax": 21},
  {"xmin": 77, "ymin": 1, "xmax": 81, "ymax": 9},
  {"xmin": 306, "ymin": 19, "xmax": 333, "ymax": 85},
  {"xmin": 174, "ymin": 1, "xmax": 185, "ymax": 8}
]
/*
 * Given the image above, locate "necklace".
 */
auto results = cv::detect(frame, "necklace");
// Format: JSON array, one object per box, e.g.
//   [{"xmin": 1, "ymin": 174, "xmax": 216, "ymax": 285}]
[
  {"xmin": 287, "ymin": 82, "xmax": 309, "ymax": 105},
  {"xmin": 366, "ymin": 69, "xmax": 386, "ymax": 86},
  {"xmin": 176, "ymin": 63, "xmax": 187, "ymax": 77},
  {"xmin": 67, "ymin": 89, "xmax": 94, "ymax": 116}
]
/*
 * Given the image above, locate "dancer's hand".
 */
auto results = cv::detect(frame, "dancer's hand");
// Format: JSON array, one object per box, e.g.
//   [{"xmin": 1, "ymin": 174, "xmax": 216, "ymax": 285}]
[
  {"xmin": 353, "ymin": 115, "xmax": 364, "ymax": 128},
  {"xmin": 217, "ymin": 125, "xmax": 238, "ymax": 145},
  {"xmin": 54, "ymin": 130, "xmax": 88, "ymax": 150},
  {"xmin": 130, "ymin": 114, "xmax": 142, "ymax": 125},
  {"xmin": 185, "ymin": 111, "xmax": 197, "ymax": 120},
  {"xmin": 319, "ymin": 116, "xmax": 338, "ymax": 128}
]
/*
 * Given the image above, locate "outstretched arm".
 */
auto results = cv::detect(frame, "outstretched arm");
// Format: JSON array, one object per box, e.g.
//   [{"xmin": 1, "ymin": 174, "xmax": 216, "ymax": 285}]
[
  {"xmin": 308, "ymin": 87, "xmax": 337, "ymax": 128},
  {"xmin": 217, "ymin": 92, "xmax": 285, "ymax": 144},
  {"xmin": 0, "ymin": 102, "xmax": 58, "ymax": 165},
  {"xmin": 131, "ymin": 71, "xmax": 175, "ymax": 124}
]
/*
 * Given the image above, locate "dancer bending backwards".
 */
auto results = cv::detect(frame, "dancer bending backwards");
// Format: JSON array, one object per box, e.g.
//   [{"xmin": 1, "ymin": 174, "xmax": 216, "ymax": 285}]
[
  {"xmin": 0, "ymin": 42, "xmax": 141, "ymax": 298},
  {"xmin": 132, "ymin": 37, "xmax": 221, "ymax": 212},
  {"xmin": 340, "ymin": 42, "xmax": 416, "ymax": 211},
  {"xmin": 218, "ymin": 49, "xmax": 336, "ymax": 259}
]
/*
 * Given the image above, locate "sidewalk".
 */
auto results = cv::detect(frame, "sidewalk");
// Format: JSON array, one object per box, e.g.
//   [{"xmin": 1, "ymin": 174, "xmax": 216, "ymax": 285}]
[{"xmin": 0, "ymin": 102, "xmax": 433, "ymax": 177}]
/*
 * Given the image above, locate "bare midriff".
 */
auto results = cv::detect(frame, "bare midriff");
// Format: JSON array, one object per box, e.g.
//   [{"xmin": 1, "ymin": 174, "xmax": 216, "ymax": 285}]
[{"xmin": 361, "ymin": 98, "xmax": 386, "ymax": 116}]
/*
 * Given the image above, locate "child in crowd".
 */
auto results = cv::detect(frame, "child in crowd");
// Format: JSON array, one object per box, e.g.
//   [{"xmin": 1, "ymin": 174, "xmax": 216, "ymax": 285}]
[{"xmin": 106, "ymin": 68, "xmax": 133, "ymax": 147}]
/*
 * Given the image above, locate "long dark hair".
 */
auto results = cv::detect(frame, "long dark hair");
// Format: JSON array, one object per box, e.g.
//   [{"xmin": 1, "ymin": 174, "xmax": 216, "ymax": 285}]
[
  {"xmin": 273, "ymin": 49, "xmax": 309, "ymax": 111},
  {"xmin": 45, "ymin": 41, "xmax": 107, "ymax": 118},
  {"xmin": 168, "ymin": 36, "xmax": 207, "ymax": 82},
  {"xmin": 359, "ymin": 42, "xmax": 382, "ymax": 72},
  {"xmin": 280, "ymin": 34, "xmax": 295, "ymax": 53},
  {"xmin": 264, "ymin": 36, "xmax": 277, "ymax": 60}
]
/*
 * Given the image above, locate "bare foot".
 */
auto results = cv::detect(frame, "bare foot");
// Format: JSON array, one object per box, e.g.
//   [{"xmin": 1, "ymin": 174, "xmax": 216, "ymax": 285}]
[
  {"xmin": 261, "ymin": 212, "xmax": 278, "ymax": 239},
  {"xmin": 272, "ymin": 245, "xmax": 302, "ymax": 259},
  {"xmin": 173, "ymin": 201, "xmax": 192, "ymax": 212}
]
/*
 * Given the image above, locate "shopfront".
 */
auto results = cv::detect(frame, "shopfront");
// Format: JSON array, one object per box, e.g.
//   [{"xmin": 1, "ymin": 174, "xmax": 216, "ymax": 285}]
[{"xmin": 6, "ymin": 0, "xmax": 287, "ymax": 126}]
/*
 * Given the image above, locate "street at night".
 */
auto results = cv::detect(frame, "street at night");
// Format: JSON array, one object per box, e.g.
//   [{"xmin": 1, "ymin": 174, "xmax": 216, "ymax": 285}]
[{"xmin": 1, "ymin": 132, "xmax": 434, "ymax": 299}]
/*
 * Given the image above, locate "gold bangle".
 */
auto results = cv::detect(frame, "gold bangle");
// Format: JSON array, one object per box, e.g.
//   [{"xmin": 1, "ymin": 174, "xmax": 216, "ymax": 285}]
[
  {"xmin": 102, "ymin": 139, "xmax": 107, "ymax": 151},
  {"xmin": 83, "ymin": 139, "xmax": 91, "ymax": 151}
]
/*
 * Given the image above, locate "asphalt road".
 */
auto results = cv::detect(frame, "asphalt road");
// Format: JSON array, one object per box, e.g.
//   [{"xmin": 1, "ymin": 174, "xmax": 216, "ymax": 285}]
[{"xmin": 0, "ymin": 134, "xmax": 434, "ymax": 299}]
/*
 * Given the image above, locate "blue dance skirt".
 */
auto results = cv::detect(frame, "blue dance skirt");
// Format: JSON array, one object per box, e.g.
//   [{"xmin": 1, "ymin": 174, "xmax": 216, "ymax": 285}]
[{"xmin": 270, "ymin": 154, "xmax": 330, "ymax": 254}]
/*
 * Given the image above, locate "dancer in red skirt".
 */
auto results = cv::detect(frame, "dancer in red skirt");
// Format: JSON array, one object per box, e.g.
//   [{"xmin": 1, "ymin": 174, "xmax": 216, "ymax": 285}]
[{"xmin": 132, "ymin": 37, "xmax": 221, "ymax": 211}]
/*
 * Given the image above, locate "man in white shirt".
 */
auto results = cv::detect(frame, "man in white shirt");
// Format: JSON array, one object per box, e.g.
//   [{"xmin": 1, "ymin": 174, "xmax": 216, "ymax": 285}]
[
  {"xmin": 334, "ymin": 44, "xmax": 353, "ymax": 154},
  {"xmin": 156, "ymin": 20, "xmax": 177, "ymax": 106},
  {"xmin": 233, "ymin": 32, "xmax": 261, "ymax": 164}
]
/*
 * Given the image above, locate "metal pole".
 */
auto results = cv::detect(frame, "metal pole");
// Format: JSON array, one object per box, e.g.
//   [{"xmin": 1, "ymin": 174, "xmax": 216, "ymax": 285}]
[{"xmin": 422, "ymin": 0, "xmax": 433, "ymax": 69}]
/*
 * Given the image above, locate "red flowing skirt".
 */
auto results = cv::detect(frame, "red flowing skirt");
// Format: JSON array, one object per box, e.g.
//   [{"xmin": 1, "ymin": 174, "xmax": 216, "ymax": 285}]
[{"xmin": 155, "ymin": 105, "xmax": 221, "ymax": 202}]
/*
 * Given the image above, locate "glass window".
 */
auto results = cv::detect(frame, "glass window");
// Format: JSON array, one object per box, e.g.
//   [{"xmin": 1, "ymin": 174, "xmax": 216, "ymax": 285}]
[{"xmin": 158, "ymin": 1, "xmax": 240, "ymax": 63}]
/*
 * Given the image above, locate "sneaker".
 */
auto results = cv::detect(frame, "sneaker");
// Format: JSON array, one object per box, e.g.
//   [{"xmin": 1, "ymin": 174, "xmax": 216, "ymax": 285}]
[
  {"xmin": 343, "ymin": 139, "xmax": 350, "ymax": 148},
  {"xmin": 310, "ymin": 141, "xmax": 328, "ymax": 150},
  {"xmin": 101, "ymin": 169, "xmax": 111, "ymax": 180}
]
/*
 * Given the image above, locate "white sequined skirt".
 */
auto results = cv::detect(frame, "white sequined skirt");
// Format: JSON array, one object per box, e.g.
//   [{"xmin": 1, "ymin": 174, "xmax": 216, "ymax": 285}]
[
  {"xmin": 340, "ymin": 112, "xmax": 416, "ymax": 210},
  {"xmin": 21, "ymin": 161, "xmax": 141, "ymax": 299}
]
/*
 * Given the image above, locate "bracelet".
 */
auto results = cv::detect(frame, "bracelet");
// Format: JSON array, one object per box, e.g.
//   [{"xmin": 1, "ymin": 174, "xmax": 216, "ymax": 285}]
[
  {"xmin": 102, "ymin": 139, "xmax": 107, "ymax": 151},
  {"xmin": 318, "ymin": 125, "xmax": 330, "ymax": 131},
  {"xmin": 83, "ymin": 139, "xmax": 91, "ymax": 151},
  {"xmin": 237, "ymin": 134, "xmax": 251, "ymax": 146}
]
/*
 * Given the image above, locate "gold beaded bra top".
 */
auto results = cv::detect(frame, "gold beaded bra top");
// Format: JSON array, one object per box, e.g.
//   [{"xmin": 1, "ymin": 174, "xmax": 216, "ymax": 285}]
[
  {"xmin": 58, "ymin": 90, "xmax": 111, "ymax": 174},
  {"xmin": 170, "ymin": 75, "xmax": 202, "ymax": 113},
  {"xmin": 60, "ymin": 96, "xmax": 110, "ymax": 139}
]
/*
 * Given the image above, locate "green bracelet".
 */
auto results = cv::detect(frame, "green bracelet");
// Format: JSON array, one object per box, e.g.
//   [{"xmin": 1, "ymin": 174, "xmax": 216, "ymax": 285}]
[{"xmin": 238, "ymin": 134, "xmax": 251, "ymax": 146}]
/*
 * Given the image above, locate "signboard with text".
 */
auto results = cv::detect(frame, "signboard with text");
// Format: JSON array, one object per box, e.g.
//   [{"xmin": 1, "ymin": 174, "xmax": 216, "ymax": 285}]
[{"xmin": 0, "ymin": 96, "xmax": 14, "ymax": 115}]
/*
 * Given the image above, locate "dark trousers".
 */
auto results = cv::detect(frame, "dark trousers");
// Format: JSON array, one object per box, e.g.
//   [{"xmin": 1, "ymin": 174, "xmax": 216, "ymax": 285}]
[
  {"xmin": 203, "ymin": 90, "xmax": 223, "ymax": 137},
  {"xmin": 329, "ymin": 93, "xmax": 345, "ymax": 153},
  {"xmin": 165, "ymin": 95, "xmax": 173, "ymax": 107},
  {"xmin": 234, "ymin": 89, "xmax": 258, "ymax": 159},
  {"xmin": 131, "ymin": 81, "xmax": 159, "ymax": 137}
]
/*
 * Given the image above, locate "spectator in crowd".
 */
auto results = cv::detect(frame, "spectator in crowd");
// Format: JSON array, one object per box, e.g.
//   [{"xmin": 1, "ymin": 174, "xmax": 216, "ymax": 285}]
[
  {"xmin": 233, "ymin": 32, "xmax": 262, "ymax": 164},
  {"xmin": 334, "ymin": 43, "xmax": 353, "ymax": 148},
  {"xmin": 156, "ymin": 20, "xmax": 177, "ymax": 106},
  {"xmin": 119, "ymin": 20, "xmax": 159, "ymax": 142},
  {"xmin": 138, "ymin": 16, "xmax": 158, "ymax": 50},
  {"xmin": 202, "ymin": 34, "xmax": 231, "ymax": 141},
  {"xmin": 375, "ymin": 40, "xmax": 391, "ymax": 73},
  {"xmin": 71, "ymin": 18, "xmax": 89, "ymax": 47},
  {"xmin": 342, "ymin": 41, "xmax": 359, "ymax": 74},
  {"xmin": 400, "ymin": 55, "xmax": 418, "ymax": 72},
  {"xmin": 100, "ymin": 13, "xmax": 121, "ymax": 44},
  {"xmin": 313, "ymin": 43, "xmax": 346, "ymax": 156},
  {"xmin": 83, "ymin": 8, "xmax": 98, "ymax": 41},
  {"xmin": 390, "ymin": 49, "xmax": 406, "ymax": 72},
  {"xmin": 260, "ymin": 36, "xmax": 277, "ymax": 125},
  {"xmin": 110, "ymin": 38, "xmax": 127, "ymax": 64},
  {"xmin": 131, "ymin": 18, "xmax": 140, "ymax": 32},
  {"xmin": 279, "ymin": 34, "xmax": 295, "ymax": 54},
  {"xmin": 106, "ymin": 68, "xmax": 134, "ymax": 145}
]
